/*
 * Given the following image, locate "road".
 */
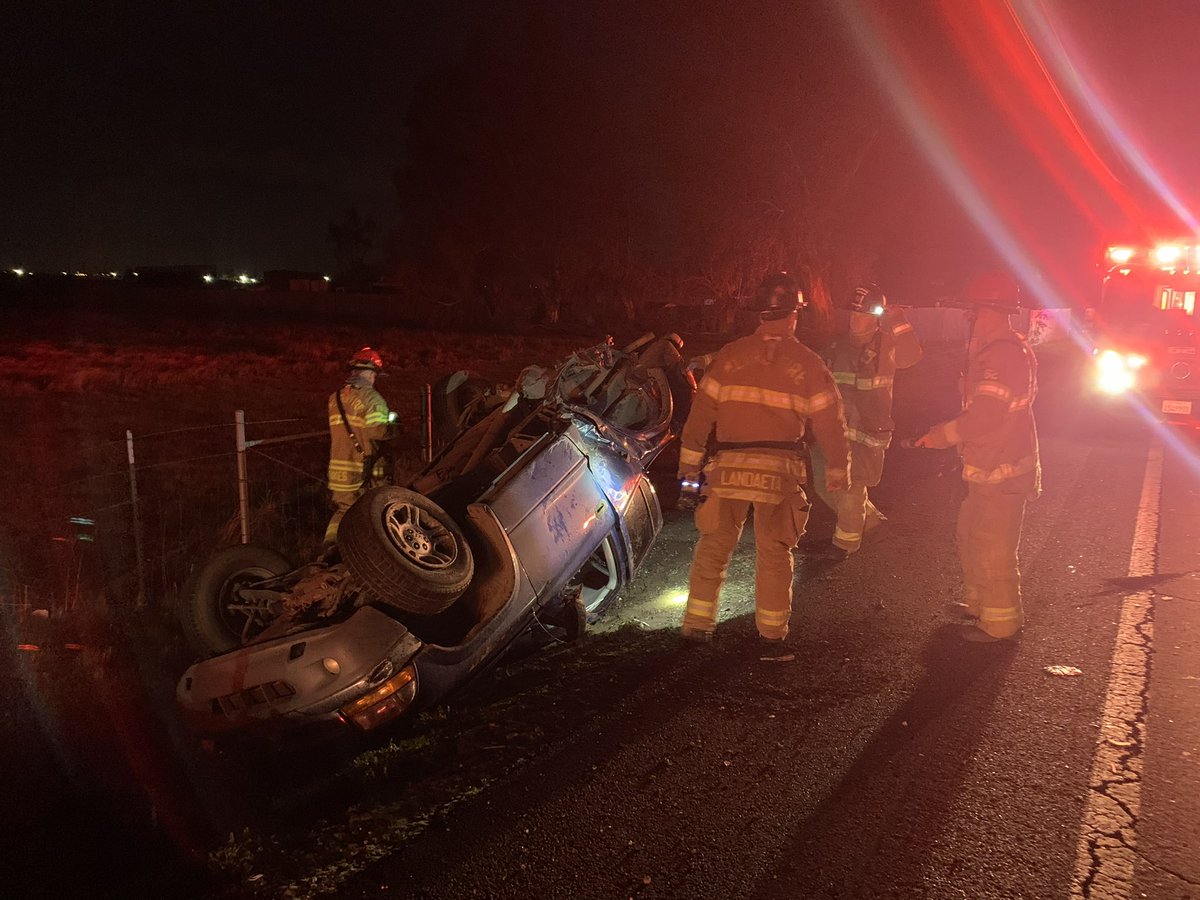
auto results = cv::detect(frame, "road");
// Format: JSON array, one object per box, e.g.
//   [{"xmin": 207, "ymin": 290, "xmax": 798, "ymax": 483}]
[{"xmin": 251, "ymin": 380, "xmax": 1195, "ymax": 898}]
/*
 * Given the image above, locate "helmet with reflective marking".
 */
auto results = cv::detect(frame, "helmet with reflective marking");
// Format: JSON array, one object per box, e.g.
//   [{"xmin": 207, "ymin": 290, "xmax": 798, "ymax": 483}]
[
  {"xmin": 349, "ymin": 346, "xmax": 384, "ymax": 371},
  {"xmin": 848, "ymin": 283, "xmax": 887, "ymax": 315},
  {"xmin": 750, "ymin": 272, "xmax": 805, "ymax": 316}
]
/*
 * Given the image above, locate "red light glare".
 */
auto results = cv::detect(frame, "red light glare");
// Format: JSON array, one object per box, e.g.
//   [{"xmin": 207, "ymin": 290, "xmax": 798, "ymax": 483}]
[
  {"xmin": 1106, "ymin": 246, "xmax": 1135, "ymax": 265},
  {"xmin": 1153, "ymin": 244, "xmax": 1184, "ymax": 265}
]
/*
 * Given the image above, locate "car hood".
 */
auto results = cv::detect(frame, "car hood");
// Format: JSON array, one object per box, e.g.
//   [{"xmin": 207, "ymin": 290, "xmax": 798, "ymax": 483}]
[{"xmin": 176, "ymin": 606, "xmax": 422, "ymax": 732}]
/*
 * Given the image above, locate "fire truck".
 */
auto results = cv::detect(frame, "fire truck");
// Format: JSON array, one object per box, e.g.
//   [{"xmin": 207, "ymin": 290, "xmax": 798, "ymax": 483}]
[{"xmin": 1086, "ymin": 239, "xmax": 1200, "ymax": 421}]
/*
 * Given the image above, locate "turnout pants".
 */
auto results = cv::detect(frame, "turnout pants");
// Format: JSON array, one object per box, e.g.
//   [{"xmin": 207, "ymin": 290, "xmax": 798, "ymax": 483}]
[
  {"xmin": 683, "ymin": 491, "xmax": 810, "ymax": 640},
  {"xmin": 324, "ymin": 458, "xmax": 392, "ymax": 545},
  {"xmin": 956, "ymin": 481, "xmax": 1027, "ymax": 638},
  {"xmin": 810, "ymin": 442, "xmax": 886, "ymax": 553},
  {"xmin": 324, "ymin": 489, "xmax": 362, "ymax": 545}
]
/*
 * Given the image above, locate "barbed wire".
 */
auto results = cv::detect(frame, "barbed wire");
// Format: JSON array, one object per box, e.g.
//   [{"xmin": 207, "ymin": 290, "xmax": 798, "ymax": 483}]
[
  {"xmin": 129, "ymin": 449, "xmax": 234, "ymax": 474},
  {"xmin": 95, "ymin": 417, "xmax": 318, "ymax": 446},
  {"xmin": 249, "ymin": 447, "xmax": 326, "ymax": 484},
  {"xmin": 41, "ymin": 468, "xmax": 135, "ymax": 493},
  {"xmin": 48, "ymin": 426, "xmax": 327, "ymax": 494},
  {"xmin": 95, "ymin": 421, "xmax": 234, "ymax": 446},
  {"xmin": 8, "ymin": 413, "xmax": 363, "ymax": 613},
  {"xmin": 246, "ymin": 418, "xmax": 322, "ymax": 428}
]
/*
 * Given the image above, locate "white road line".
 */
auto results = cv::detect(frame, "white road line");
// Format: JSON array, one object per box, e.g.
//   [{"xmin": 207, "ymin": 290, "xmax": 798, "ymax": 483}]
[{"xmin": 1071, "ymin": 443, "xmax": 1161, "ymax": 899}]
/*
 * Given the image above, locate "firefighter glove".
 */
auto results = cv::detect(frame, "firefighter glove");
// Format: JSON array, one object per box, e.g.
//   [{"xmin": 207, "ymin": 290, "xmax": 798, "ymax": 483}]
[
  {"xmin": 915, "ymin": 421, "xmax": 957, "ymax": 449},
  {"xmin": 678, "ymin": 473, "xmax": 704, "ymax": 509}
]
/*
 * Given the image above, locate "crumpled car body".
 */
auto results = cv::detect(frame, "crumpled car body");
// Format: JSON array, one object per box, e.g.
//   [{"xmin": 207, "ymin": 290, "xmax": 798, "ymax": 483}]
[{"xmin": 176, "ymin": 335, "xmax": 691, "ymax": 738}]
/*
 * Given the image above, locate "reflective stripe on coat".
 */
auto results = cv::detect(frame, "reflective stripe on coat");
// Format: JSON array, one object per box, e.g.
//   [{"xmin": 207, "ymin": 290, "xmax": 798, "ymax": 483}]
[
  {"xmin": 327, "ymin": 382, "xmax": 391, "ymax": 493},
  {"xmin": 677, "ymin": 317, "xmax": 849, "ymax": 483}
]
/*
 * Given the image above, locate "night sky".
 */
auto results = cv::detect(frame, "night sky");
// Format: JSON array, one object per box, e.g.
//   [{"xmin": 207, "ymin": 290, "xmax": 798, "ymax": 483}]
[
  {"xmin": 2, "ymin": 0, "xmax": 1198, "ymax": 299},
  {"xmin": 1, "ymin": 1, "xmax": 481, "ymax": 272}
]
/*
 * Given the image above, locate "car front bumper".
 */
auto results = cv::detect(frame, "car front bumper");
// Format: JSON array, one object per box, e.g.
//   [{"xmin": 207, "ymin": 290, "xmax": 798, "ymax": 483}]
[{"xmin": 177, "ymin": 606, "xmax": 422, "ymax": 734}]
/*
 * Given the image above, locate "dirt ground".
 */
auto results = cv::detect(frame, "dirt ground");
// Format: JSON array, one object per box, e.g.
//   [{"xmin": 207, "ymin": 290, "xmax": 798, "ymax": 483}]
[{"xmin": 0, "ymin": 301, "xmax": 734, "ymax": 898}]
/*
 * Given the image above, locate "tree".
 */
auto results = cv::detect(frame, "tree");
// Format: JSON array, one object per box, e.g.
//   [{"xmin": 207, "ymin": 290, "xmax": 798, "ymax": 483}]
[
  {"xmin": 391, "ymin": 3, "xmax": 899, "ymax": 330},
  {"xmin": 327, "ymin": 208, "xmax": 380, "ymax": 285}
]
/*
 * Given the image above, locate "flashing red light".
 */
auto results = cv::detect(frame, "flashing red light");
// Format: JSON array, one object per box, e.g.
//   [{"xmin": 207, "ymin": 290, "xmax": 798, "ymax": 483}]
[
  {"xmin": 1106, "ymin": 246, "xmax": 1135, "ymax": 265},
  {"xmin": 1153, "ymin": 243, "xmax": 1184, "ymax": 265}
]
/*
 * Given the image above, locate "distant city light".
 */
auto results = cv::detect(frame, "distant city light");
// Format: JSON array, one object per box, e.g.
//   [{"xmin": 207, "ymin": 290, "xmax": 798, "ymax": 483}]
[
  {"xmin": 203, "ymin": 274, "xmax": 214, "ymax": 284},
  {"xmin": 11, "ymin": 268, "xmax": 24, "ymax": 277},
  {"xmin": 74, "ymin": 272, "xmax": 87, "ymax": 277},
  {"xmin": 323, "ymin": 275, "xmax": 331, "ymax": 282},
  {"xmin": 108, "ymin": 271, "xmax": 118, "ymax": 278},
  {"xmin": 237, "ymin": 274, "xmax": 253, "ymax": 284}
]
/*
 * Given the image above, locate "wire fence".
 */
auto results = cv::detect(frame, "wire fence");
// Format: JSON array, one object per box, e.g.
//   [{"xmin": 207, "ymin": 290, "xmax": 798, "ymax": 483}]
[{"xmin": 0, "ymin": 388, "xmax": 435, "ymax": 625}]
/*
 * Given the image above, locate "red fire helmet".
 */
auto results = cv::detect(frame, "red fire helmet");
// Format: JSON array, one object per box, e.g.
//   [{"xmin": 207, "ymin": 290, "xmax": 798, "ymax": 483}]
[{"xmin": 349, "ymin": 346, "xmax": 384, "ymax": 371}]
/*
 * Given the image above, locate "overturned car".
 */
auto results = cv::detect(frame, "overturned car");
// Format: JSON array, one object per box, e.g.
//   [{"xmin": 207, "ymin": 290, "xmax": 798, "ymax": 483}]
[{"xmin": 176, "ymin": 334, "xmax": 694, "ymax": 737}]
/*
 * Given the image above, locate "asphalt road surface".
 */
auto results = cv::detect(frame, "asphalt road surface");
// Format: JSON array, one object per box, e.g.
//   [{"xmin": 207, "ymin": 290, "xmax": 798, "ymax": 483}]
[{"xmin": 327, "ymin": 385, "xmax": 1200, "ymax": 900}]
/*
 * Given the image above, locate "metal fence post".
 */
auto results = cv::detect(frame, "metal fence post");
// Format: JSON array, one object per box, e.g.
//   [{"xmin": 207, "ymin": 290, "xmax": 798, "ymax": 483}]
[
  {"xmin": 126, "ymin": 430, "xmax": 147, "ymax": 608},
  {"xmin": 235, "ymin": 410, "xmax": 251, "ymax": 544},
  {"xmin": 421, "ymin": 383, "xmax": 433, "ymax": 463}
]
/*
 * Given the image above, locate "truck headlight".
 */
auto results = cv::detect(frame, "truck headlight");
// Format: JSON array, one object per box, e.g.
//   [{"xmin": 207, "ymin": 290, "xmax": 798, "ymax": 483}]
[{"xmin": 1095, "ymin": 349, "xmax": 1145, "ymax": 395}]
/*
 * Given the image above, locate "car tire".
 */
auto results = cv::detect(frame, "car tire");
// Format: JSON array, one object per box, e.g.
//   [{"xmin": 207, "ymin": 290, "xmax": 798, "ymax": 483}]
[
  {"xmin": 339, "ymin": 486, "xmax": 475, "ymax": 616},
  {"xmin": 179, "ymin": 544, "xmax": 293, "ymax": 658},
  {"xmin": 431, "ymin": 370, "xmax": 493, "ymax": 444}
]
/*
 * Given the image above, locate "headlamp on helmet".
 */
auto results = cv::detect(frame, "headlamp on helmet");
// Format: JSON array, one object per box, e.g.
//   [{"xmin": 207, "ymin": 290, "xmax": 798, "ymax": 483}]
[{"xmin": 849, "ymin": 283, "xmax": 887, "ymax": 317}]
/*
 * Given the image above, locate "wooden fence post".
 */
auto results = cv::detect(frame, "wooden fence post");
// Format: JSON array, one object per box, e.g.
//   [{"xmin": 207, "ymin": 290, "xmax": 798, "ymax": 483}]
[
  {"xmin": 235, "ymin": 410, "xmax": 251, "ymax": 544},
  {"xmin": 422, "ymin": 383, "xmax": 434, "ymax": 462},
  {"xmin": 126, "ymin": 430, "xmax": 147, "ymax": 608}
]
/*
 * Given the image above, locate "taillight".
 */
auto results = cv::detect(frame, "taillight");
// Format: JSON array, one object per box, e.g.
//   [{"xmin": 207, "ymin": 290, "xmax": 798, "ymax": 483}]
[{"xmin": 340, "ymin": 665, "xmax": 418, "ymax": 730}]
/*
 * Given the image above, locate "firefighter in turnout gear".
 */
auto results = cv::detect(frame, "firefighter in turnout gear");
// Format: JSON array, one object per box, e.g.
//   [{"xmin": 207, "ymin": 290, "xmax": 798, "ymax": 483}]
[
  {"xmin": 809, "ymin": 283, "xmax": 922, "ymax": 558},
  {"xmin": 325, "ymin": 347, "xmax": 396, "ymax": 545},
  {"xmin": 915, "ymin": 272, "xmax": 1040, "ymax": 642},
  {"xmin": 677, "ymin": 272, "xmax": 850, "ymax": 645}
]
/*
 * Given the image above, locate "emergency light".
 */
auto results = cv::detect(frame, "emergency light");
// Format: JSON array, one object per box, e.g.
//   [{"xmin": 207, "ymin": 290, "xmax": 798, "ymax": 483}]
[{"xmin": 1094, "ymin": 348, "xmax": 1148, "ymax": 395}]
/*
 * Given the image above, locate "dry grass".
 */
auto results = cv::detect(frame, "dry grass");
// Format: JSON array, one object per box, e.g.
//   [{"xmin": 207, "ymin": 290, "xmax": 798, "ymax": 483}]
[{"xmin": 0, "ymin": 311, "xmax": 596, "ymax": 413}]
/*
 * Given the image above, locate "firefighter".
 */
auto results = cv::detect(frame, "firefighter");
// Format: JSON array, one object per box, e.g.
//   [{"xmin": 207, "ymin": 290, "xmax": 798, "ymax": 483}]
[
  {"xmin": 808, "ymin": 283, "xmax": 923, "ymax": 558},
  {"xmin": 325, "ymin": 346, "xmax": 395, "ymax": 545},
  {"xmin": 677, "ymin": 272, "xmax": 850, "ymax": 645},
  {"xmin": 915, "ymin": 272, "xmax": 1041, "ymax": 642}
]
